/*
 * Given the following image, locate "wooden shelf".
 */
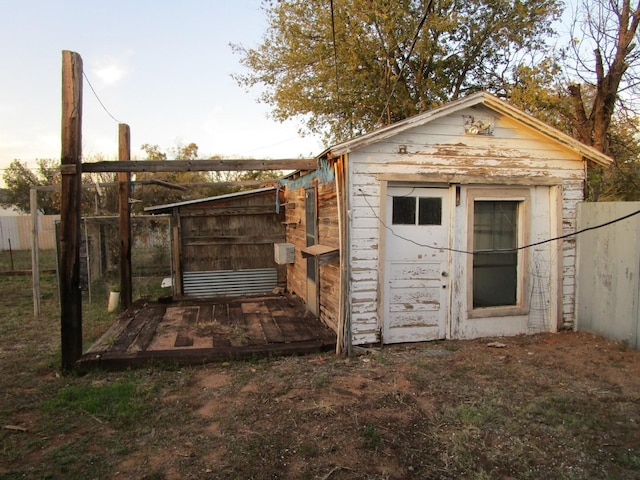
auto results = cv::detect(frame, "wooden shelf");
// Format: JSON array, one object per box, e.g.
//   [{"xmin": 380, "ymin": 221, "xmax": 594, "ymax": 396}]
[{"xmin": 301, "ymin": 244, "xmax": 340, "ymax": 265}]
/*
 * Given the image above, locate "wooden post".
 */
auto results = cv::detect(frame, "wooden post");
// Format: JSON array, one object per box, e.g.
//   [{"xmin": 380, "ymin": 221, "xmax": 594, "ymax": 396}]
[
  {"xmin": 60, "ymin": 50, "xmax": 83, "ymax": 370},
  {"xmin": 171, "ymin": 209, "xmax": 183, "ymax": 297},
  {"xmin": 30, "ymin": 188, "xmax": 41, "ymax": 316},
  {"xmin": 118, "ymin": 124, "xmax": 132, "ymax": 308}
]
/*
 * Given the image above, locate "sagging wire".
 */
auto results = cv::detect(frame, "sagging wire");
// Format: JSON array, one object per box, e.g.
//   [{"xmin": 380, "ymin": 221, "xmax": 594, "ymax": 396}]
[
  {"xmin": 358, "ymin": 188, "xmax": 640, "ymax": 255},
  {"xmin": 83, "ymin": 71, "xmax": 121, "ymax": 124}
]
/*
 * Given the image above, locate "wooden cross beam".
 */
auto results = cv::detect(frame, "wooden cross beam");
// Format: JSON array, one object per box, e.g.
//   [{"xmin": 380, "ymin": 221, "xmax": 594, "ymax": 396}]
[{"xmin": 81, "ymin": 158, "xmax": 317, "ymax": 173}]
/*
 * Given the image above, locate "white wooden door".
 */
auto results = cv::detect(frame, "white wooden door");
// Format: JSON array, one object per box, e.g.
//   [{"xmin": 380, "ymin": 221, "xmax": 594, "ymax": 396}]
[{"xmin": 383, "ymin": 186, "xmax": 450, "ymax": 343}]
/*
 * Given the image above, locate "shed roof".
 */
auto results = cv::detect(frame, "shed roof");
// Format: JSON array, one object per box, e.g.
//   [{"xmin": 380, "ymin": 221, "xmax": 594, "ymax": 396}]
[
  {"xmin": 320, "ymin": 92, "xmax": 613, "ymax": 167},
  {"xmin": 144, "ymin": 187, "xmax": 277, "ymax": 213}
]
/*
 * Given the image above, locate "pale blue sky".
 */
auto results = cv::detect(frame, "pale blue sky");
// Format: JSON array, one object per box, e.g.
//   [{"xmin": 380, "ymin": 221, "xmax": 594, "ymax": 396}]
[{"xmin": 0, "ymin": 0, "xmax": 322, "ymax": 178}]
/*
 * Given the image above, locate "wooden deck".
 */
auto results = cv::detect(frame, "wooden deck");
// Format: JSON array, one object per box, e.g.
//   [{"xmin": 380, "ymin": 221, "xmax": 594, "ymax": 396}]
[{"xmin": 77, "ymin": 294, "xmax": 337, "ymax": 370}]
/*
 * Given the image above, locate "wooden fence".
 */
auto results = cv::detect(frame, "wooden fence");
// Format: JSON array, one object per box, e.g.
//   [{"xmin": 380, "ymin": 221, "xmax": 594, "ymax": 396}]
[
  {"xmin": 576, "ymin": 202, "xmax": 640, "ymax": 349},
  {"xmin": 0, "ymin": 215, "xmax": 59, "ymax": 250}
]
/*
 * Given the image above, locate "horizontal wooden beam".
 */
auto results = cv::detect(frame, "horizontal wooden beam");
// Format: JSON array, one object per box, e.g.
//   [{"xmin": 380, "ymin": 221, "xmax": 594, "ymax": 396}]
[
  {"xmin": 34, "ymin": 179, "xmax": 280, "ymax": 193},
  {"xmin": 81, "ymin": 158, "xmax": 317, "ymax": 173},
  {"xmin": 183, "ymin": 235, "xmax": 286, "ymax": 245},
  {"xmin": 179, "ymin": 206, "xmax": 278, "ymax": 216},
  {"xmin": 376, "ymin": 173, "xmax": 564, "ymax": 186}
]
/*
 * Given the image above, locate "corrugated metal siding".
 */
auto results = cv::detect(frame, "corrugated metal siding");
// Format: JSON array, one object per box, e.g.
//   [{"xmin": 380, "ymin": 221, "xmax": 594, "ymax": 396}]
[
  {"xmin": 0, "ymin": 215, "xmax": 59, "ymax": 250},
  {"xmin": 183, "ymin": 268, "xmax": 278, "ymax": 298}
]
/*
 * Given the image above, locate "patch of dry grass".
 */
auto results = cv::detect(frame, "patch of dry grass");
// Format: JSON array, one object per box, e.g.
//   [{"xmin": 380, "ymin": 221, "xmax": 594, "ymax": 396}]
[{"xmin": 1, "ymin": 251, "xmax": 640, "ymax": 479}]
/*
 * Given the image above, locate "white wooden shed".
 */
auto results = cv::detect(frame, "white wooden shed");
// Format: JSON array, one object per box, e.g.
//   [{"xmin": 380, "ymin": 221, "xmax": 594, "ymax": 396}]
[{"xmin": 284, "ymin": 92, "xmax": 612, "ymax": 348}]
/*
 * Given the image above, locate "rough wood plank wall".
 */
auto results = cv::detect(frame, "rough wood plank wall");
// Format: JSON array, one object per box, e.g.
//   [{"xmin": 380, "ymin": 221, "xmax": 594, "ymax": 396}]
[
  {"xmin": 285, "ymin": 187, "xmax": 307, "ymax": 301},
  {"xmin": 179, "ymin": 191, "xmax": 285, "ymax": 284},
  {"xmin": 317, "ymin": 181, "xmax": 339, "ymax": 332},
  {"xmin": 284, "ymin": 180, "xmax": 340, "ymax": 334}
]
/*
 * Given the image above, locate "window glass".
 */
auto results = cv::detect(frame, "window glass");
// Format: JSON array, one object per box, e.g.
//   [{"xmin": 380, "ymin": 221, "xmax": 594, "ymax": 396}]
[
  {"xmin": 392, "ymin": 196, "xmax": 416, "ymax": 224},
  {"xmin": 473, "ymin": 201, "xmax": 518, "ymax": 308},
  {"xmin": 418, "ymin": 197, "xmax": 442, "ymax": 225}
]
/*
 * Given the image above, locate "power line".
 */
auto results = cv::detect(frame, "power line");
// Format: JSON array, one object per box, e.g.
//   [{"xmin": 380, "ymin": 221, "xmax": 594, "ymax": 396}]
[
  {"xmin": 82, "ymin": 71, "xmax": 121, "ymax": 124},
  {"xmin": 330, "ymin": 0, "xmax": 340, "ymax": 103},
  {"xmin": 377, "ymin": 0, "xmax": 434, "ymax": 126},
  {"xmin": 358, "ymin": 188, "xmax": 640, "ymax": 255}
]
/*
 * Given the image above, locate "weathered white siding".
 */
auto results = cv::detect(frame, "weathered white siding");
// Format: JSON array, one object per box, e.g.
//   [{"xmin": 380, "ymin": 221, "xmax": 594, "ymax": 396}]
[{"xmin": 347, "ymin": 105, "xmax": 585, "ymax": 344}]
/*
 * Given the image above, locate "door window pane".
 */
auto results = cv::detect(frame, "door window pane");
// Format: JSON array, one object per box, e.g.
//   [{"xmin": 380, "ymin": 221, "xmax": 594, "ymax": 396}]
[
  {"xmin": 392, "ymin": 196, "xmax": 416, "ymax": 224},
  {"xmin": 473, "ymin": 201, "xmax": 518, "ymax": 308},
  {"xmin": 418, "ymin": 197, "xmax": 442, "ymax": 225},
  {"xmin": 392, "ymin": 195, "xmax": 442, "ymax": 225}
]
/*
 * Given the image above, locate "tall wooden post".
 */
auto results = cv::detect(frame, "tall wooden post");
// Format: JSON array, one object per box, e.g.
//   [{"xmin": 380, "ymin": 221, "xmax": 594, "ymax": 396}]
[
  {"xmin": 118, "ymin": 123, "xmax": 132, "ymax": 308},
  {"xmin": 30, "ymin": 188, "xmax": 41, "ymax": 317},
  {"xmin": 60, "ymin": 50, "xmax": 83, "ymax": 370}
]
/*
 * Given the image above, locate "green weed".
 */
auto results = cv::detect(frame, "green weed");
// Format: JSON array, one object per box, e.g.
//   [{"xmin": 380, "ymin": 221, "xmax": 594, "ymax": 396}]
[
  {"xmin": 361, "ymin": 422, "xmax": 382, "ymax": 449},
  {"xmin": 45, "ymin": 379, "xmax": 152, "ymax": 426}
]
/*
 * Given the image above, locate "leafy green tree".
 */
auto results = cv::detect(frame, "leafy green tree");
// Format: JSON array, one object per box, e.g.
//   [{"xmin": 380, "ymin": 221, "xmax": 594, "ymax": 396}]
[
  {"xmin": 2, "ymin": 159, "xmax": 61, "ymax": 214},
  {"xmin": 232, "ymin": 0, "xmax": 562, "ymax": 143},
  {"xmin": 595, "ymin": 115, "xmax": 640, "ymax": 200},
  {"xmin": 505, "ymin": 0, "xmax": 640, "ymax": 200},
  {"xmin": 1, "ymin": 158, "xmax": 118, "ymax": 215},
  {"xmin": 133, "ymin": 143, "xmax": 217, "ymax": 211},
  {"xmin": 564, "ymin": 0, "xmax": 640, "ymax": 200},
  {"xmin": 132, "ymin": 144, "xmax": 285, "ymax": 211}
]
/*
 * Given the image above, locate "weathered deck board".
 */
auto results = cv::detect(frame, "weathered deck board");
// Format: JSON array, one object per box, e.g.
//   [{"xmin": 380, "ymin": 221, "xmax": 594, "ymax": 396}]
[
  {"xmin": 244, "ymin": 312, "xmax": 267, "ymax": 345},
  {"xmin": 260, "ymin": 311, "xmax": 285, "ymax": 343},
  {"xmin": 78, "ymin": 295, "xmax": 336, "ymax": 371},
  {"xmin": 228, "ymin": 304, "xmax": 247, "ymax": 347},
  {"xmin": 196, "ymin": 304, "xmax": 213, "ymax": 332},
  {"xmin": 111, "ymin": 306, "xmax": 162, "ymax": 352},
  {"xmin": 128, "ymin": 305, "xmax": 167, "ymax": 353},
  {"xmin": 211, "ymin": 303, "xmax": 232, "ymax": 348},
  {"xmin": 174, "ymin": 307, "xmax": 198, "ymax": 347},
  {"xmin": 84, "ymin": 303, "xmax": 146, "ymax": 354},
  {"xmin": 267, "ymin": 298, "xmax": 318, "ymax": 340}
]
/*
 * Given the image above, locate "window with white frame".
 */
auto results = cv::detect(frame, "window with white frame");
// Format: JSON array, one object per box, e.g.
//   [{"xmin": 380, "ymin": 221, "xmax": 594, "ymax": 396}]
[
  {"xmin": 473, "ymin": 201, "xmax": 519, "ymax": 307},
  {"xmin": 467, "ymin": 188, "xmax": 530, "ymax": 316}
]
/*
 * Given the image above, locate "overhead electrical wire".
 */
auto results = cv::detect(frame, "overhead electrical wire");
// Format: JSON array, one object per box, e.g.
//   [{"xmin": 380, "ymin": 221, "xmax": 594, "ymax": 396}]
[
  {"xmin": 358, "ymin": 188, "xmax": 640, "ymax": 255},
  {"xmin": 330, "ymin": 0, "xmax": 340, "ymax": 103},
  {"xmin": 376, "ymin": 0, "xmax": 434, "ymax": 126},
  {"xmin": 82, "ymin": 71, "xmax": 121, "ymax": 124}
]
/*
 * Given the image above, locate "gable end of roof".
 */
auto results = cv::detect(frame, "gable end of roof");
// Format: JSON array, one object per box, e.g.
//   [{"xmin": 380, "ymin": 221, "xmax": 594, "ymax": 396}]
[{"xmin": 324, "ymin": 92, "xmax": 612, "ymax": 167}]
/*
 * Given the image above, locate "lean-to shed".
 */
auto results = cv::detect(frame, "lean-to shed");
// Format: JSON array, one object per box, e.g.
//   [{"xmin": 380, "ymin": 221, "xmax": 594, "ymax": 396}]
[
  {"xmin": 146, "ymin": 187, "xmax": 286, "ymax": 298},
  {"xmin": 283, "ymin": 92, "xmax": 612, "ymax": 350}
]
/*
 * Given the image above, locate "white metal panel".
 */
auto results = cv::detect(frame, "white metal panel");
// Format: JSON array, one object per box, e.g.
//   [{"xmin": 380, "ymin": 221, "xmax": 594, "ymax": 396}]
[
  {"xmin": 0, "ymin": 215, "xmax": 59, "ymax": 250},
  {"xmin": 0, "ymin": 216, "xmax": 19, "ymax": 250},
  {"xmin": 183, "ymin": 268, "xmax": 278, "ymax": 298},
  {"xmin": 576, "ymin": 202, "xmax": 640, "ymax": 348}
]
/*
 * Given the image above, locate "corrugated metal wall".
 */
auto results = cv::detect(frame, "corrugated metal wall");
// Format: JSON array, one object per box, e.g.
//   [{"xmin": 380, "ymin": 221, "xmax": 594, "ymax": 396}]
[
  {"xmin": 0, "ymin": 215, "xmax": 59, "ymax": 250},
  {"xmin": 576, "ymin": 202, "xmax": 640, "ymax": 349},
  {"xmin": 183, "ymin": 268, "xmax": 278, "ymax": 297},
  {"xmin": 175, "ymin": 189, "xmax": 286, "ymax": 298}
]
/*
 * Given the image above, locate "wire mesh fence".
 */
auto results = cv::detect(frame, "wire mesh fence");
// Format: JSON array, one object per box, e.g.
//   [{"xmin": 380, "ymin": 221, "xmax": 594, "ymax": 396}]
[
  {"xmin": 79, "ymin": 215, "xmax": 173, "ymax": 304},
  {"xmin": 0, "ymin": 214, "xmax": 172, "ymax": 309}
]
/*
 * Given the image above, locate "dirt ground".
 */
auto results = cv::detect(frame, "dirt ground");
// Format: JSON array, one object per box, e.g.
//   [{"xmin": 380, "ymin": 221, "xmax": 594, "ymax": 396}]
[{"xmin": 3, "ymin": 325, "xmax": 640, "ymax": 479}]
